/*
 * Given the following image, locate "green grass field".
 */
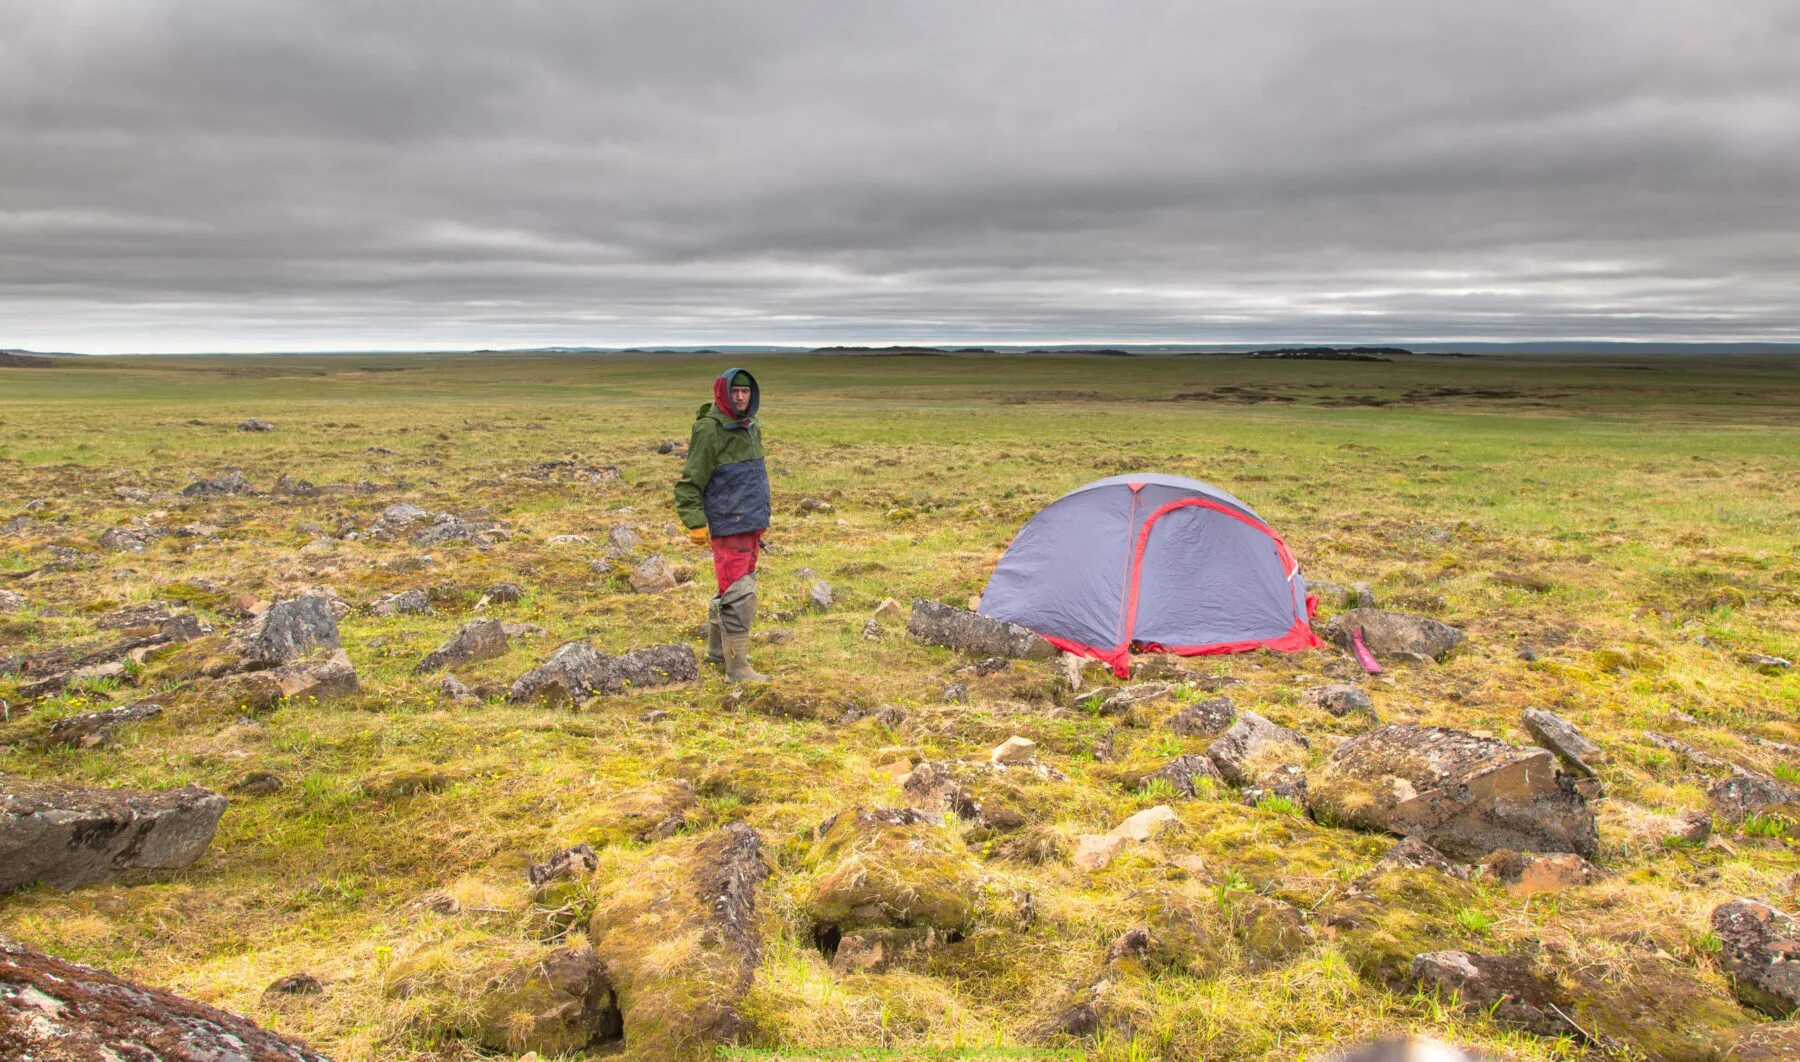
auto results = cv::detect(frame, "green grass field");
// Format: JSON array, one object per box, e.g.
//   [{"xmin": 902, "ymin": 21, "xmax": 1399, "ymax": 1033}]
[{"xmin": 3, "ymin": 351, "xmax": 1799, "ymax": 1061}]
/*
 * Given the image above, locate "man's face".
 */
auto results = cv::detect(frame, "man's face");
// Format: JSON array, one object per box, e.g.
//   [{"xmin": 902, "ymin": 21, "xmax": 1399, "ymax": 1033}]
[{"xmin": 729, "ymin": 384, "xmax": 751, "ymax": 413}]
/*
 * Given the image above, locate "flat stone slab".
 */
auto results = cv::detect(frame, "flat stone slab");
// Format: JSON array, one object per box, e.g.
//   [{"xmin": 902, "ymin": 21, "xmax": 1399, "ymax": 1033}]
[
  {"xmin": 1, "ymin": 937, "xmax": 331, "ymax": 1060},
  {"xmin": 907, "ymin": 599, "xmax": 1054, "ymax": 660},
  {"xmin": 0, "ymin": 775, "xmax": 227, "ymax": 892},
  {"xmin": 1309, "ymin": 724, "xmax": 1597, "ymax": 861}
]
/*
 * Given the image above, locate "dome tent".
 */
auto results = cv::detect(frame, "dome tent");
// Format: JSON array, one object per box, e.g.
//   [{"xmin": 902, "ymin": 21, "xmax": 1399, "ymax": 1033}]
[{"xmin": 978, "ymin": 473, "xmax": 1321, "ymax": 677}]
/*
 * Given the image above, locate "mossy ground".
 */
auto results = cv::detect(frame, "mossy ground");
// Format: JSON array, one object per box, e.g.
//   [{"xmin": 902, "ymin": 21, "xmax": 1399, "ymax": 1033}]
[{"xmin": 2, "ymin": 351, "xmax": 1799, "ymax": 1060}]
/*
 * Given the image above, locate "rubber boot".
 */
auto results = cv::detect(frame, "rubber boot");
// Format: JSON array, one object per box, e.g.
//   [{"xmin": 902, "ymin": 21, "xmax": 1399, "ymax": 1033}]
[
  {"xmin": 723, "ymin": 632, "xmax": 770, "ymax": 684},
  {"xmin": 718, "ymin": 578, "xmax": 769, "ymax": 684},
  {"xmin": 704, "ymin": 597, "xmax": 725, "ymax": 668}
]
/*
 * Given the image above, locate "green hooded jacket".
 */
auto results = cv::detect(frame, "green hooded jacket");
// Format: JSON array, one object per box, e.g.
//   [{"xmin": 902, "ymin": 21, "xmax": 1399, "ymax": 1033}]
[{"xmin": 673, "ymin": 368, "xmax": 769, "ymax": 534}]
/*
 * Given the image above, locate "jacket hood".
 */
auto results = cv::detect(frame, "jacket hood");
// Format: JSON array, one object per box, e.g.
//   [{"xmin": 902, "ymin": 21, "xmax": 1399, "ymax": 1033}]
[{"xmin": 711, "ymin": 367, "xmax": 759, "ymax": 428}]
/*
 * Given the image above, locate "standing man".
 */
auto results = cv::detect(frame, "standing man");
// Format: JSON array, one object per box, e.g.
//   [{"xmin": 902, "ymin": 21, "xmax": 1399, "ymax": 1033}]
[{"xmin": 674, "ymin": 368, "xmax": 772, "ymax": 683}]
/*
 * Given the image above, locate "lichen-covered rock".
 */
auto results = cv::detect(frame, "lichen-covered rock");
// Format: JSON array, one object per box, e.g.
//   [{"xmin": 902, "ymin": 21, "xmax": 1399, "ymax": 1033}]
[
  {"xmin": 414, "ymin": 619, "xmax": 509, "ymax": 674},
  {"xmin": 0, "ymin": 776, "xmax": 226, "ymax": 892},
  {"xmin": 180, "ymin": 470, "xmax": 252, "ymax": 497},
  {"xmin": 0, "ymin": 937, "xmax": 331, "ymax": 1061},
  {"xmin": 1206, "ymin": 711, "xmax": 1310, "ymax": 785},
  {"xmin": 241, "ymin": 593, "xmax": 341, "ymax": 669},
  {"xmin": 509, "ymin": 640, "xmax": 697, "ymax": 703},
  {"xmin": 1360, "ymin": 837, "xmax": 1470, "ymax": 883},
  {"xmin": 411, "ymin": 512, "xmax": 503, "ymax": 547},
  {"xmin": 1135, "ymin": 754, "xmax": 1224, "ymax": 797},
  {"xmin": 1713, "ymin": 898, "xmax": 1800, "ymax": 1017},
  {"xmin": 370, "ymin": 589, "xmax": 432, "ymax": 616},
  {"xmin": 45, "ymin": 700, "xmax": 163, "ymax": 749},
  {"xmin": 1097, "ymin": 682, "xmax": 1174, "ymax": 716},
  {"xmin": 1074, "ymin": 805, "xmax": 1179, "ymax": 871},
  {"xmin": 475, "ymin": 944, "xmax": 620, "ymax": 1056},
  {"xmin": 1709, "ymin": 771, "xmax": 1800, "ymax": 821},
  {"xmin": 628, "ymin": 555, "xmax": 677, "ymax": 593},
  {"xmin": 907, "ymin": 599, "xmax": 1054, "ymax": 660},
  {"xmin": 0, "ymin": 589, "xmax": 27, "ymax": 612},
  {"xmin": 1410, "ymin": 950, "xmax": 1574, "ymax": 1037},
  {"xmin": 271, "ymin": 649, "xmax": 360, "ymax": 703},
  {"xmin": 1309, "ymin": 725, "xmax": 1597, "ymax": 861},
  {"xmin": 1721, "ymin": 1021, "xmax": 1800, "ymax": 1061},
  {"xmin": 1479, "ymin": 849, "xmax": 1603, "ymax": 896},
  {"xmin": 588, "ymin": 822, "xmax": 771, "ymax": 1058},
  {"xmin": 1324, "ymin": 608, "xmax": 1464, "ymax": 662},
  {"xmin": 98, "ymin": 525, "xmax": 154, "ymax": 552},
  {"xmin": 528, "ymin": 842, "xmax": 599, "ymax": 887},
  {"xmin": 1302, "ymin": 684, "xmax": 1375, "ymax": 717},
  {"xmin": 1167, "ymin": 695, "xmax": 1237, "ymax": 736},
  {"xmin": 1521, "ymin": 707, "xmax": 1605, "ymax": 778}
]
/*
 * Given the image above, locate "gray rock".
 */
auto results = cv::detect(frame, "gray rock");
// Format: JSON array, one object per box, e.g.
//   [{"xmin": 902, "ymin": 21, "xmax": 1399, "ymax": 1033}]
[
  {"xmin": 1139, "ymin": 754, "xmax": 1225, "ymax": 797},
  {"xmin": 941, "ymin": 682, "xmax": 968, "ymax": 704},
  {"xmin": 45, "ymin": 701, "xmax": 163, "ymax": 749},
  {"xmin": 374, "ymin": 502, "xmax": 431, "ymax": 530},
  {"xmin": 237, "ymin": 418, "xmax": 276, "ymax": 432},
  {"xmin": 1521, "ymin": 707, "xmax": 1605, "ymax": 778},
  {"xmin": 628, "ymin": 555, "xmax": 677, "ymax": 593},
  {"xmin": 0, "ymin": 776, "xmax": 227, "ymax": 892},
  {"xmin": 1363, "ymin": 837, "xmax": 1471, "ymax": 881},
  {"xmin": 370, "ymin": 589, "xmax": 433, "ymax": 616},
  {"xmin": 241, "ymin": 593, "xmax": 341, "ymax": 669},
  {"xmin": 0, "ymin": 589, "xmax": 26, "ymax": 612},
  {"xmin": 1410, "ymin": 951, "xmax": 1574, "ymax": 1037},
  {"xmin": 808, "ymin": 579, "xmax": 834, "ymax": 611},
  {"xmin": 528, "ymin": 842, "xmax": 599, "ymax": 887},
  {"xmin": 1743, "ymin": 653, "xmax": 1794, "ymax": 671},
  {"xmin": 1310, "ymin": 725, "xmax": 1597, "ymax": 861},
  {"xmin": 97, "ymin": 525, "xmax": 154, "ymax": 552},
  {"xmin": 1167, "ymin": 695, "xmax": 1238, "ymax": 736},
  {"xmin": 1324, "ymin": 608, "xmax": 1464, "ymax": 662},
  {"xmin": 415, "ymin": 619, "xmax": 510, "ymax": 674},
  {"xmin": 906, "ymin": 599, "xmax": 1054, "ymax": 660},
  {"xmin": 1301, "ymin": 683, "xmax": 1375, "ymax": 717},
  {"xmin": 1709, "ymin": 770, "xmax": 1800, "ymax": 820},
  {"xmin": 606, "ymin": 523, "xmax": 641, "ymax": 551},
  {"xmin": 1349, "ymin": 582, "xmax": 1377, "ymax": 609},
  {"xmin": 1097, "ymin": 683, "xmax": 1173, "ymax": 716},
  {"xmin": 274, "ymin": 473, "xmax": 318, "ymax": 496},
  {"xmin": 509, "ymin": 640, "xmax": 697, "ymax": 704},
  {"xmin": 412, "ymin": 512, "xmax": 501, "ymax": 547},
  {"xmin": 1241, "ymin": 764, "xmax": 1308, "ymax": 807},
  {"xmin": 0, "ymin": 938, "xmax": 331, "ymax": 1060},
  {"xmin": 271, "ymin": 649, "xmax": 360, "ymax": 702},
  {"xmin": 1713, "ymin": 899, "xmax": 1800, "ymax": 1017},
  {"xmin": 1206, "ymin": 710, "xmax": 1310, "ymax": 785},
  {"xmin": 180, "ymin": 471, "xmax": 252, "ymax": 496},
  {"xmin": 439, "ymin": 673, "xmax": 478, "ymax": 703},
  {"xmin": 481, "ymin": 581, "xmax": 527, "ymax": 604}
]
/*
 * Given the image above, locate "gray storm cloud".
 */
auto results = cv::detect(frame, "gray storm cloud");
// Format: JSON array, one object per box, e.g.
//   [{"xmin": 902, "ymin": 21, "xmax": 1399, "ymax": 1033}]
[{"xmin": 2, "ymin": 0, "xmax": 1797, "ymax": 352}]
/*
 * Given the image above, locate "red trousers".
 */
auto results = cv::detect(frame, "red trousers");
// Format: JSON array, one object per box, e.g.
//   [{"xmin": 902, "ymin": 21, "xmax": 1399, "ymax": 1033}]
[{"xmin": 710, "ymin": 529, "xmax": 763, "ymax": 594}]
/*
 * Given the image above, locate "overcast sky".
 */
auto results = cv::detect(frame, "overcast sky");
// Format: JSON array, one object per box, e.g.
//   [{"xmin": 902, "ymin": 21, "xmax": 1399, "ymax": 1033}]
[{"xmin": 3, "ymin": 1, "xmax": 1797, "ymax": 353}]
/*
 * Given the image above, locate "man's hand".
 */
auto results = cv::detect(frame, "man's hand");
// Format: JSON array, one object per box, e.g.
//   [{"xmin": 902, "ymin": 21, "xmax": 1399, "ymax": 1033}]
[{"xmin": 687, "ymin": 527, "xmax": 710, "ymax": 546}]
